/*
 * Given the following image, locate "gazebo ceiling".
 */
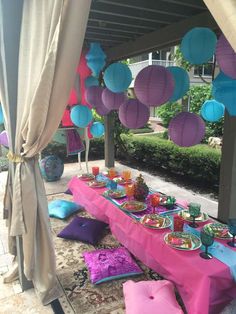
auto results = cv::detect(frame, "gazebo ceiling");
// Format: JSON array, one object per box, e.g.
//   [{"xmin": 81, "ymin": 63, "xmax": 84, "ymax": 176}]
[{"xmin": 84, "ymin": 0, "xmax": 219, "ymax": 61}]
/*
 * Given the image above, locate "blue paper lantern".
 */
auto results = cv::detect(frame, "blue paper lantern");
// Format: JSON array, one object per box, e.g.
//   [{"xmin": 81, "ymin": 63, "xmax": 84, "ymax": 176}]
[
  {"xmin": 200, "ymin": 100, "xmax": 225, "ymax": 122},
  {"xmin": 167, "ymin": 66, "xmax": 190, "ymax": 101},
  {"xmin": 86, "ymin": 43, "xmax": 106, "ymax": 77},
  {"xmin": 70, "ymin": 105, "xmax": 92, "ymax": 128},
  {"xmin": 39, "ymin": 155, "xmax": 64, "ymax": 182},
  {"xmin": 0, "ymin": 105, "xmax": 3, "ymax": 124},
  {"xmin": 104, "ymin": 62, "xmax": 132, "ymax": 93},
  {"xmin": 85, "ymin": 76, "xmax": 99, "ymax": 88},
  {"xmin": 212, "ymin": 72, "xmax": 236, "ymax": 116},
  {"xmin": 90, "ymin": 122, "xmax": 104, "ymax": 138},
  {"xmin": 180, "ymin": 27, "xmax": 217, "ymax": 65}
]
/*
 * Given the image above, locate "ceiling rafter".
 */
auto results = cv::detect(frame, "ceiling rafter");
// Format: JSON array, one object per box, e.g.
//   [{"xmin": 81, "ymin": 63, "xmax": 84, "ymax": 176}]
[{"xmin": 87, "ymin": 24, "xmax": 145, "ymax": 36}]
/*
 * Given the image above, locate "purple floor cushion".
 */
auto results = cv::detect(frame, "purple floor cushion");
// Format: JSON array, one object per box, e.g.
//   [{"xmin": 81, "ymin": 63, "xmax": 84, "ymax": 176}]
[
  {"xmin": 83, "ymin": 247, "xmax": 143, "ymax": 284},
  {"xmin": 64, "ymin": 188, "xmax": 72, "ymax": 195},
  {"xmin": 57, "ymin": 216, "xmax": 108, "ymax": 245},
  {"xmin": 123, "ymin": 280, "xmax": 183, "ymax": 314},
  {"xmin": 48, "ymin": 199, "xmax": 82, "ymax": 219}
]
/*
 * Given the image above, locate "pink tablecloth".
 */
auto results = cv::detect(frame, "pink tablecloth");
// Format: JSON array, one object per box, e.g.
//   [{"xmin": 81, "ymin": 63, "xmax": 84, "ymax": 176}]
[{"xmin": 68, "ymin": 176, "xmax": 236, "ymax": 314}]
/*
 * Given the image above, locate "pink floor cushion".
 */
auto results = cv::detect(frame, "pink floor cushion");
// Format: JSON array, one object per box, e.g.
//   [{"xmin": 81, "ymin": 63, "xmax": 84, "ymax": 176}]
[
  {"xmin": 83, "ymin": 247, "xmax": 143, "ymax": 284},
  {"xmin": 57, "ymin": 216, "xmax": 108, "ymax": 245},
  {"xmin": 123, "ymin": 280, "xmax": 184, "ymax": 314},
  {"xmin": 48, "ymin": 199, "xmax": 82, "ymax": 219}
]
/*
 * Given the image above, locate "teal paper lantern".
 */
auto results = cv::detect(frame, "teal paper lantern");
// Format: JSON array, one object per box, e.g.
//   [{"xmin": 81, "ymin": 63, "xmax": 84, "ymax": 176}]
[
  {"xmin": 212, "ymin": 72, "xmax": 236, "ymax": 116},
  {"xmin": 70, "ymin": 105, "xmax": 92, "ymax": 128},
  {"xmin": 200, "ymin": 100, "xmax": 225, "ymax": 122},
  {"xmin": 0, "ymin": 105, "xmax": 3, "ymax": 124},
  {"xmin": 90, "ymin": 122, "xmax": 104, "ymax": 138},
  {"xmin": 85, "ymin": 76, "xmax": 99, "ymax": 88},
  {"xmin": 86, "ymin": 43, "xmax": 106, "ymax": 77},
  {"xmin": 180, "ymin": 27, "xmax": 217, "ymax": 65},
  {"xmin": 167, "ymin": 66, "xmax": 190, "ymax": 101},
  {"xmin": 104, "ymin": 62, "xmax": 132, "ymax": 93}
]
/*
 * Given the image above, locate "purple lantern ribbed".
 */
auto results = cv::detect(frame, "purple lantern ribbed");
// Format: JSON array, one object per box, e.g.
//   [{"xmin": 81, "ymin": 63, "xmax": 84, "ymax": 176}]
[
  {"xmin": 85, "ymin": 86, "xmax": 104, "ymax": 108},
  {"xmin": 118, "ymin": 99, "xmax": 150, "ymax": 129},
  {"xmin": 134, "ymin": 65, "xmax": 175, "ymax": 107},
  {"xmin": 168, "ymin": 112, "xmax": 205, "ymax": 147},
  {"xmin": 102, "ymin": 88, "xmax": 127, "ymax": 110},
  {"xmin": 216, "ymin": 34, "xmax": 236, "ymax": 79},
  {"xmin": 96, "ymin": 102, "xmax": 111, "ymax": 116}
]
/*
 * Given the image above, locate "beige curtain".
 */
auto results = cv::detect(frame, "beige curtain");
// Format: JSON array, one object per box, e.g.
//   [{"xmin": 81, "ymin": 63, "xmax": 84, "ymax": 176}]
[
  {"xmin": 203, "ymin": 0, "xmax": 236, "ymax": 52},
  {"xmin": 0, "ymin": 0, "xmax": 91, "ymax": 305}
]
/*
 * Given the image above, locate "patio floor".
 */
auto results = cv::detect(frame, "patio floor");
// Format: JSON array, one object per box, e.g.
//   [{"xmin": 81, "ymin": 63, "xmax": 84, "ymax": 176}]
[{"xmin": 0, "ymin": 160, "xmax": 218, "ymax": 313}]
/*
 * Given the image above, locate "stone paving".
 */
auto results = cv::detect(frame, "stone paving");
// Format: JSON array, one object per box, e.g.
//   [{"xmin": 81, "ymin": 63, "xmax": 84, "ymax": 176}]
[{"xmin": 0, "ymin": 160, "xmax": 218, "ymax": 313}]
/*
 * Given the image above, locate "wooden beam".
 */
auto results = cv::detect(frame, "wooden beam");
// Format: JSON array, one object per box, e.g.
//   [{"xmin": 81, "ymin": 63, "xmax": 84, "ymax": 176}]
[
  {"xmin": 106, "ymin": 11, "xmax": 218, "ymax": 61},
  {"xmin": 218, "ymin": 112, "xmax": 236, "ymax": 222}
]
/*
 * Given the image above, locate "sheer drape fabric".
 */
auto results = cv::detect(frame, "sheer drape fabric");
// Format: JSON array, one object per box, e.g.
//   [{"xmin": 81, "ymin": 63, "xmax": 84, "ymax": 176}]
[
  {"xmin": 203, "ymin": 0, "xmax": 236, "ymax": 53},
  {"xmin": 0, "ymin": 0, "xmax": 91, "ymax": 305}
]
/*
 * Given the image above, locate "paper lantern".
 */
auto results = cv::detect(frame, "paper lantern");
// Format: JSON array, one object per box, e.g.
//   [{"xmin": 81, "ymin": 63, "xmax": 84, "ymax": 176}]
[
  {"xmin": 68, "ymin": 89, "xmax": 78, "ymax": 105},
  {"xmin": 167, "ymin": 66, "xmax": 190, "ymax": 101},
  {"xmin": 85, "ymin": 76, "xmax": 99, "ymax": 88},
  {"xmin": 134, "ymin": 65, "xmax": 174, "ymax": 107},
  {"xmin": 119, "ymin": 99, "xmax": 150, "ymax": 129},
  {"xmin": 104, "ymin": 62, "xmax": 132, "ymax": 93},
  {"xmin": 77, "ymin": 51, "xmax": 91, "ymax": 78},
  {"xmin": 70, "ymin": 105, "xmax": 92, "ymax": 128},
  {"xmin": 212, "ymin": 72, "xmax": 236, "ymax": 116},
  {"xmin": 86, "ymin": 43, "xmax": 106, "ymax": 77},
  {"xmin": 0, "ymin": 130, "xmax": 8, "ymax": 147},
  {"xmin": 96, "ymin": 102, "xmax": 111, "ymax": 116},
  {"xmin": 39, "ymin": 155, "xmax": 64, "ymax": 182},
  {"xmin": 0, "ymin": 106, "xmax": 3, "ymax": 124},
  {"xmin": 200, "ymin": 100, "xmax": 224, "ymax": 122},
  {"xmin": 216, "ymin": 34, "xmax": 236, "ymax": 79},
  {"xmin": 90, "ymin": 122, "xmax": 105, "ymax": 138},
  {"xmin": 180, "ymin": 27, "xmax": 217, "ymax": 65},
  {"xmin": 168, "ymin": 112, "xmax": 205, "ymax": 147},
  {"xmin": 102, "ymin": 88, "xmax": 127, "ymax": 110},
  {"xmin": 85, "ymin": 86, "xmax": 104, "ymax": 108}
]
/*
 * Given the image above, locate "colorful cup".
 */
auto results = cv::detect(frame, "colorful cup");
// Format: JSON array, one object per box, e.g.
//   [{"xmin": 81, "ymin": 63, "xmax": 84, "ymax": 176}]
[{"xmin": 92, "ymin": 166, "xmax": 100, "ymax": 176}]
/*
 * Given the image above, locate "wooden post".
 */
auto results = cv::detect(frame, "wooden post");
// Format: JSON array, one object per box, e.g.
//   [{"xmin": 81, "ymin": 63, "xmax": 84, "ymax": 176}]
[
  {"xmin": 104, "ymin": 112, "xmax": 115, "ymax": 168},
  {"xmin": 218, "ymin": 111, "xmax": 236, "ymax": 222}
]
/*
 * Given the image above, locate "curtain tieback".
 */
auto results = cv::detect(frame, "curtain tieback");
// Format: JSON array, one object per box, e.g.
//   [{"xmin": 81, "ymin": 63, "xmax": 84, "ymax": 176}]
[{"xmin": 7, "ymin": 151, "xmax": 39, "ymax": 163}]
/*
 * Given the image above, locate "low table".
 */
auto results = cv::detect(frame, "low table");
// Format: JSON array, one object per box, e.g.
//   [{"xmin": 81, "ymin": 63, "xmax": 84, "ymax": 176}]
[{"xmin": 68, "ymin": 176, "xmax": 236, "ymax": 314}]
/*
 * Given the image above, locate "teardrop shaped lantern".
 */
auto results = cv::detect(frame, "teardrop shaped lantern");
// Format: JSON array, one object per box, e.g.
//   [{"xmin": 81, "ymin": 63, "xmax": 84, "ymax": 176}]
[{"xmin": 86, "ymin": 43, "xmax": 106, "ymax": 78}]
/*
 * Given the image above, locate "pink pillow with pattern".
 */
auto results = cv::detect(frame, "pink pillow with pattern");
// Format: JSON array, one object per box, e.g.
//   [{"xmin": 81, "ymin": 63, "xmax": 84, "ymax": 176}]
[
  {"xmin": 123, "ymin": 280, "xmax": 183, "ymax": 314},
  {"xmin": 83, "ymin": 247, "xmax": 142, "ymax": 284}
]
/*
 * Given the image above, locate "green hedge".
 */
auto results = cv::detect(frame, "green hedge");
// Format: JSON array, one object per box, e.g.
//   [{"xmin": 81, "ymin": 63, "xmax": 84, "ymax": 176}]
[{"xmin": 121, "ymin": 134, "xmax": 221, "ymax": 186}]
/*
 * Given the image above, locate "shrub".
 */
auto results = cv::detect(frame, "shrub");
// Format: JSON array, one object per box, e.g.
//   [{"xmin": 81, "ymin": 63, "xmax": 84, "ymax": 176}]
[{"xmin": 121, "ymin": 134, "xmax": 221, "ymax": 186}]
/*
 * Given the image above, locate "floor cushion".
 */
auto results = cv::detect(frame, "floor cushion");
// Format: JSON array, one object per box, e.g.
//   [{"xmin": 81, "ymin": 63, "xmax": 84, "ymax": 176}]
[
  {"xmin": 57, "ymin": 216, "xmax": 107, "ymax": 245},
  {"xmin": 123, "ymin": 280, "xmax": 183, "ymax": 314},
  {"xmin": 48, "ymin": 199, "xmax": 82, "ymax": 219},
  {"xmin": 83, "ymin": 247, "xmax": 142, "ymax": 284}
]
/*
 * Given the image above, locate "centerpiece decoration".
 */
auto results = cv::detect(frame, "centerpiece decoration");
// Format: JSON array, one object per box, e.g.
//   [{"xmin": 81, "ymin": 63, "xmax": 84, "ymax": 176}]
[{"xmin": 133, "ymin": 174, "xmax": 149, "ymax": 202}]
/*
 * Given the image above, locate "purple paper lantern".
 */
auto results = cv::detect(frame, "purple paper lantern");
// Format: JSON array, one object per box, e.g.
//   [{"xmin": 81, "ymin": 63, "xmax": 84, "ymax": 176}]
[
  {"xmin": 0, "ymin": 130, "xmax": 9, "ymax": 148},
  {"xmin": 85, "ymin": 86, "xmax": 104, "ymax": 108},
  {"xmin": 119, "ymin": 99, "xmax": 150, "ymax": 129},
  {"xmin": 216, "ymin": 34, "xmax": 236, "ymax": 79},
  {"xmin": 168, "ymin": 112, "xmax": 205, "ymax": 147},
  {"xmin": 102, "ymin": 88, "xmax": 127, "ymax": 110},
  {"xmin": 96, "ymin": 102, "xmax": 111, "ymax": 116},
  {"xmin": 134, "ymin": 65, "xmax": 175, "ymax": 107}
]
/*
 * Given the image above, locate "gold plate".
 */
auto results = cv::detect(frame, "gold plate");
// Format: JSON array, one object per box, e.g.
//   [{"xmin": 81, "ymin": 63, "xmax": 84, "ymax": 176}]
[
  {"xmin": 88, "ymin": 181, "xmax": 107, "ymax": 188},
  {"xmin": 120, "ymin": 201, "xmax": 147, "ymax": 213},
  {"xmin": 113, "ymin": 177, "xmax": 132, "ymax": 185},
  {"xmin": 164, "ymin": 232, "xmax": 201, "ymax": 251},
  {"xmin": 178, "ymin": 210, "xmax": 209, "ymax": 222},
  {"xmin": 103, "ymin": 189, "xmax": 126, "ymax": 199},
  {"xmin": 78, "ymin": 173, "xmax": 95, "ymax": 181},
  {"xmin": 203, "ymin": 223, "xmax": 232, "ymax": 239},
  {"xmin": 140, "ymin": 214, "xmax": 171, "ymax": 229}
]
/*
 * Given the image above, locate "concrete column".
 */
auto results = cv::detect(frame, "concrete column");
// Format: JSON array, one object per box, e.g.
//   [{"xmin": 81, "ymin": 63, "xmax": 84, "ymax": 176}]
[
  {"xmin": 218, "ymin": 111, "xmax": 236, "ymax": 222},
  {"xmin": 104, "ymin": 113, "xmax": 115, "ymax": 168}
]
